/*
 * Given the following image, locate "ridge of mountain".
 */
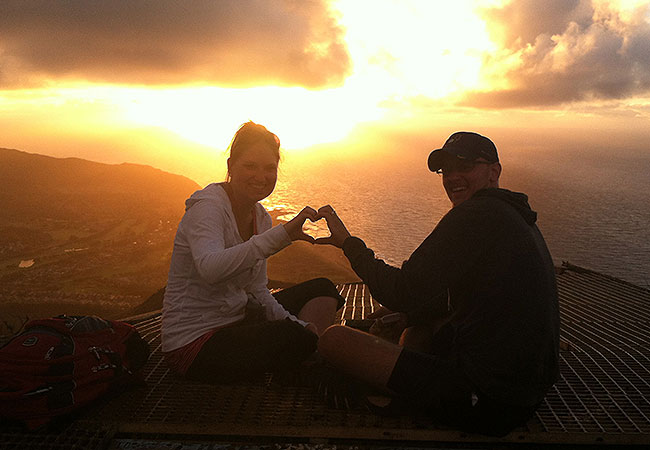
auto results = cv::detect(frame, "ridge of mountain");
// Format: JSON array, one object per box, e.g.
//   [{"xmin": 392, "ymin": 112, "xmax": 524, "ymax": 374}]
[{"xmin": 0, "ymin": 147, "xmax": 201, "ymax": 221}]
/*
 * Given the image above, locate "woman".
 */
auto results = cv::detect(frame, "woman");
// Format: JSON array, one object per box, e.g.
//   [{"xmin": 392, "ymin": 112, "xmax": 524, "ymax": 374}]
[{"xmin": 161, "ymin": 121, "xmax": 344, "ymax": 382}]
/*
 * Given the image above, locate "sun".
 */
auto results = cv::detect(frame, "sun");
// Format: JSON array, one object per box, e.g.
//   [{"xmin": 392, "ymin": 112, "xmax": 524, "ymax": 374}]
[
  {"xmin": 111, "ymin": 85, "xmax": 383, "ymax": 151},
  {"xmin": 102, "ymin": 1, "xmax": 496, "ymax": 152},
  {"xmin": 331, "ymin": 0, "xmax": 496, "ymax": 99}
]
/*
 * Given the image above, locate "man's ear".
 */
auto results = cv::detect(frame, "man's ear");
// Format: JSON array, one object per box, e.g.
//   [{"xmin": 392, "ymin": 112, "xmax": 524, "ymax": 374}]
[{"xmin": 490, "ymin": 162, "xmax": 502, "ymax": 185}]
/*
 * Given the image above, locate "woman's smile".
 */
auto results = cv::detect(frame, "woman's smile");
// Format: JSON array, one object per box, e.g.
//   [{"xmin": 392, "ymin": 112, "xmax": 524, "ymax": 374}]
[{"xmin": 228, "ymin": 143, "xmax": 279, "ymax": 204}]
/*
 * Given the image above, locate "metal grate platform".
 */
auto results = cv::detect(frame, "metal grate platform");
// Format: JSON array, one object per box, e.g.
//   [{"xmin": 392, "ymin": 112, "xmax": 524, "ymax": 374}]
[
  {"xmin": 2, "ymin": 263, "xmax": 650, "ymax": 448},
  {"xmin": 0, "ymin": 424, "xmax": 114, "ymax": 450}
]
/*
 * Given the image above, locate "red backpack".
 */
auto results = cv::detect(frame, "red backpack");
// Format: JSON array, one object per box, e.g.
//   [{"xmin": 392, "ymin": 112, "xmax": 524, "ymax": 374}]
[{"xmin": 0, "ymin": 315, "xmax": 150, "ymax": 429}]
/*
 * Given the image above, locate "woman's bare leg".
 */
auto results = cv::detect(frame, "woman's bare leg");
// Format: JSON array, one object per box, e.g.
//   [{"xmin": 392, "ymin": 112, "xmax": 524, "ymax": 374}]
[{"xmin": 297, "ymin": 296, "xmax": 339, "ymax": 336}]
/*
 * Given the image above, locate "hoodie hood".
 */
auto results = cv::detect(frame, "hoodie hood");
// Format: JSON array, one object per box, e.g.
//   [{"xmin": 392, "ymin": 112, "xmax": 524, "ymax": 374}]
[
  {"xmin": 474, "ymin": 188, "xmax": 538, "ymax": 225},
  {"xmin": 184, "ymin": 183, "xmax": 226, "ymax": 211}
]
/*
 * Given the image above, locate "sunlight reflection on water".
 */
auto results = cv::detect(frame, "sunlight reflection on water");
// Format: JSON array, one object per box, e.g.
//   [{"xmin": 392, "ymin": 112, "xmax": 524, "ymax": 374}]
[{"xmin": 264, "ymin": 150, "xmax": 650, "ymax": 287}]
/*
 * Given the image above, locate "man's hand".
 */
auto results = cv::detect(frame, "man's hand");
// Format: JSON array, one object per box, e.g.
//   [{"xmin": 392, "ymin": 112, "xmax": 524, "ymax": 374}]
[
  {"xmin": 314, "ymin": 205, "xmax": 351, "ymax": 248},
  {"xmin": 365, "ymin": 306, "xmax": 393, "ymax": 320},
  {"xmin": 367, "ymin": 307, "xmax": 408, "ymax": 344},
  {"xmin": 283, "ymin": 206, "xmax": 319, "ymax": 243}
]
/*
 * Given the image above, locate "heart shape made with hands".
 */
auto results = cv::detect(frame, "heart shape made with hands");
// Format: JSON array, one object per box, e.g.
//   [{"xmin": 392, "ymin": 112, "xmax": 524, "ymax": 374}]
[
  {"xmin": 301, "ymin": 216, "xmax": 331, "ymax": 240},
  {"xmin": 283, "ymin": 205, "xmax": 346, "ymax": 244}
]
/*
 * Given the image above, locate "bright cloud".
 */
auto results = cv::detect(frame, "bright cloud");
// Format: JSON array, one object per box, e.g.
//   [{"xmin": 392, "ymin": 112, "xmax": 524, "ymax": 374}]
[{"xmin": 465, "ymin": 0, "xmax": 650, "ymax": 107}]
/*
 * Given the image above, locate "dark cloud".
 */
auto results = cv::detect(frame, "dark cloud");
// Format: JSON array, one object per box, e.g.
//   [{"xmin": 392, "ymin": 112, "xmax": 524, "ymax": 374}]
[
  {"xmin": 0, "ymin": 0, "xmax": 351, "ymax": 88},
  {"xmin": 482, "ymin": 0, "xmax": 594, "ymax": 48},
  {"xmin": 464, "ymin": 1, "xmax": 650, "ymax": 108}
]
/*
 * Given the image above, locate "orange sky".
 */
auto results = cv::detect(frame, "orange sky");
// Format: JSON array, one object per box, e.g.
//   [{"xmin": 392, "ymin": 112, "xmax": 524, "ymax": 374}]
[{"xmin": 1, "ymin": 0, "xmax": 650, "ymax": 185}]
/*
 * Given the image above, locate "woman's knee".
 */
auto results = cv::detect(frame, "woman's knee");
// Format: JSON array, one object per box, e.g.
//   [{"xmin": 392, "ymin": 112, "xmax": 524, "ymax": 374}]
[
  {"xmin": 308, "ymin": 278, "xmax": 345, "ymax": 310},
  {"xmin": 303, "ymin": 294, "xmax": 339, "ymax": 310},
  {"xmin": 317, "ymin": 324, "xmax": 348, "ymax": 356}
]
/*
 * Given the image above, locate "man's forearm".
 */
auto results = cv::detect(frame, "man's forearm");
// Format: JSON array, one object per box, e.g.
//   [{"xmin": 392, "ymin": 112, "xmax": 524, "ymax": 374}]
[{"xmin": 342, "ymin": 236, "xmax": 410, "ymax": 312}]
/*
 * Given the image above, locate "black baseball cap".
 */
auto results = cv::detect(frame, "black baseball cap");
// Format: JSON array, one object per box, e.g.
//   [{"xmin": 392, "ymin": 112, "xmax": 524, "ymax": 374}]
[{"xmin": 428, "ymin": 131, "xmax": 499, "ymax": 172}]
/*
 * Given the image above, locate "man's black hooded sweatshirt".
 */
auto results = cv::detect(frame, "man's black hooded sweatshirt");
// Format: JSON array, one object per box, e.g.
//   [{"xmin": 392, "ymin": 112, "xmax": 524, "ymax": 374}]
[{"xmin": 342, "ymin": 188, "xmax": 560, "ymax": 408}]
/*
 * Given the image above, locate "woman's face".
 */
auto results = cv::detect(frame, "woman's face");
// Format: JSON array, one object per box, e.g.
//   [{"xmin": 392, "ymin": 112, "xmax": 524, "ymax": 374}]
[{"xmin": 228, "ymin": 143, "xmax": 279, "ymax": 203}]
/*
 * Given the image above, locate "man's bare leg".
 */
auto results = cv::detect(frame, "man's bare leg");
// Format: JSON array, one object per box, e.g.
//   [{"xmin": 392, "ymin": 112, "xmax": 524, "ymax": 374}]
[
  {"xmin": 317, "ymin": 324, "xmax": 403, "ymax": 390},
  {"xmin": 399, "ymin": 313, "xmax": 451, "ymax": 352},
  {"xmin": 399, "ymin": 326, "xmax": 435, "ymax": 353}
]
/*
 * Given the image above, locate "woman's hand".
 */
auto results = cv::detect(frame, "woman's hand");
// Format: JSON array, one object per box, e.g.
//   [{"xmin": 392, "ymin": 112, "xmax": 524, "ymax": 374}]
[
  {"xmin": 304, "ymin": 322, "xmax": 319, "ymax": 336},
  {"xmin": 283, "ymin": 206, "xmax": 319, "ymax": 243},
  {"xmin": 314, "ymin": 205, "xmax": 351, "ymax": 248}
]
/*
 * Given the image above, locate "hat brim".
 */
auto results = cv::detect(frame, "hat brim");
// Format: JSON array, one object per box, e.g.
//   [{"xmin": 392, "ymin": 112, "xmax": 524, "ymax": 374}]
[{"xmin": 427, "ymin": 147, "xmax": 478, "ymax": 172}]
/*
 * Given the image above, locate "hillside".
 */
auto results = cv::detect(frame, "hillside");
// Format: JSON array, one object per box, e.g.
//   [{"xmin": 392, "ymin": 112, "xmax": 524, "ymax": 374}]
[
  {"xmin": 0, "ymin": 148, "xmax": 200, "ymax": 222},
  {"xmin": 0, "ymin": 148, "xmax": 201, "ymax": 333},
  {"xmin": 0, "ymin": 148, "xmax": 359, "ymax": 335}
]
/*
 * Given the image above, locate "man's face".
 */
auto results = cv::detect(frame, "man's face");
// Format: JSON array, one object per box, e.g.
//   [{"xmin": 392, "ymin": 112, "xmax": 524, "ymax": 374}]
[{"xmin": 440, "ymin": 157, "xmax": 501, "ymax": 207}]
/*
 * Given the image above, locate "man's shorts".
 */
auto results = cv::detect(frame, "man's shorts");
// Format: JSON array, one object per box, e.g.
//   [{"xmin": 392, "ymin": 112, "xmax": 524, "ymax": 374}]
[{"xmin": 387, "ymin": 348, "xmax": 538, "ymax": 436}]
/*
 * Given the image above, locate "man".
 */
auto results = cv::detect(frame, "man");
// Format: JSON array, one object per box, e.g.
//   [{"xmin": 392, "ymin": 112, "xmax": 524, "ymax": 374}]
[{"xmin": 316, "ymin": 132, "xmax": 559, "ymax": 436}]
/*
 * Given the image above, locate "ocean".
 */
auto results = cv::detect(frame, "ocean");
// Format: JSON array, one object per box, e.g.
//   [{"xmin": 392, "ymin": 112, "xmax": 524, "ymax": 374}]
[{"xmin": 263, "ymin": 147, "xmax": 650, "ymax": 288}]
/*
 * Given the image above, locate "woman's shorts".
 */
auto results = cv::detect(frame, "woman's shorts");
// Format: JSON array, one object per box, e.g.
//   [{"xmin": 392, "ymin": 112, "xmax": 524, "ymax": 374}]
[{"xmin": 186, "ymin": 278, "xmax": 344, "ymax": 383}]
